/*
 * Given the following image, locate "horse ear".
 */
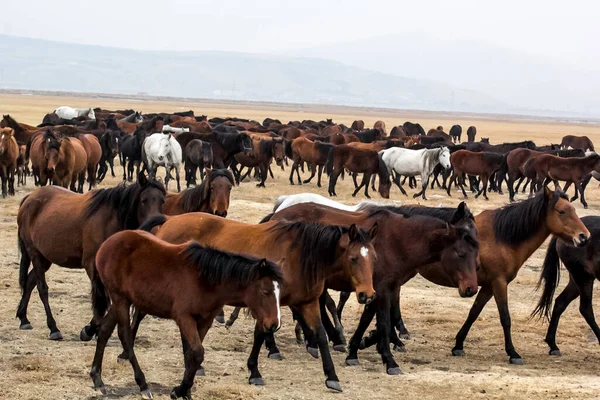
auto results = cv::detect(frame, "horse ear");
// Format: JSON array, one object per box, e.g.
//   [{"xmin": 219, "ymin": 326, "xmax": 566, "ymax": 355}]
[
  {"xmin": 138, "ymin": 171, "xmax": 148, "ymax": 186},
  {"xmin": 348, "ymin": 223, "xmax": 359, "ymax": 242},
  {"xmin": 543, "ymin": 185, "xmax": 553, "ymax": 198},
  {"xmin": 368, "ymin": 222, "xmax": 378, "ymax": 240},
  {"xmin": 451, "ymin": 202, "xmax": 466, "ymax": 224}
]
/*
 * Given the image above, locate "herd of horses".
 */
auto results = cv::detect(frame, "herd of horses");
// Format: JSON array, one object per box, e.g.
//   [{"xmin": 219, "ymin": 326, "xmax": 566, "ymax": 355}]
[{"xmin": 5, "ymin": 105, "xmax": 600, "ymax": 399}]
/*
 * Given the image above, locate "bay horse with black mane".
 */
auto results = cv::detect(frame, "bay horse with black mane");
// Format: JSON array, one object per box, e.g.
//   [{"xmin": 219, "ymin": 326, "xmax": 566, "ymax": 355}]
[
  {"xmin": 532, "ymin": 216, "xmax": 600, "ymax": 357},
  {"xmin": 132, "ymin": 212, "xmax": 377, "ymax": 391},
  {"xmin": 90, "ymin": 230, "xmax": 283, "ymax": 399},
  {"xmin": 379, "ymin": 188, "xmax": 589, "ymax": 364},
  {"xmin": 0, "ymin": 128, "xmax": 19, "ymax": 197},
  {"xmin": 16, "ymin": 173, "xmax": 165, "ymax": 341},
  {"xmin": 560, "ymin": 135, "xmax": 594, "ymax": 151},
  {"xmin": 163, "ymin": 168, "xmax": 234, "ymax": 217},
  {"xmin": 258, "ymin": 202, "xmax": 479, "ymax": 375},
  {"xmin": 287, "ymin": 136, "xmax": 333, "ymax": 187},
  {"xmin": 0, "ymin": 114, "xmax": 39, "ymax": 145},
  {"xmin": 447, "ymin": 150, "xmax": 504, "ymax": 199},
  {"xmin": 326, "ymin": 144, "xmax": 391, "ymax": 198}
]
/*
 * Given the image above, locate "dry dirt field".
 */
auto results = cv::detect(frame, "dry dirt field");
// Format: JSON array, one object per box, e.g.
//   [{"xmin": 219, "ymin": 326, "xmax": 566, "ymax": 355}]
[{"xmin": 1, "ymin": 93, "xmax": 600, "ymax": 400}]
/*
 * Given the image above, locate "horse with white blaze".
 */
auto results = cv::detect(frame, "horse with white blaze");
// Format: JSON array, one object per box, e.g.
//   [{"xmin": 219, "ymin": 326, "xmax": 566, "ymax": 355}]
[
  {"xmin": 379, "ymin": 146, "xmax": 451, "ymax": 200},
  {"xmin": 54, "ymin": 106, "xmax": 96, "ymax": 120},
  {"xmin": 143, "ymin": 133, "xmax": 183, "ymax": 192}
]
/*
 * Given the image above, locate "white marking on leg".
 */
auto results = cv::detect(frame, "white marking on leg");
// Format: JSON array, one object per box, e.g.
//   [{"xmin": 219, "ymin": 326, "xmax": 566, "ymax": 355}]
[
  {"xmin": 360, "ymin": 247, "xmax": 369, "ymax": 257},
  {"xmin": 273, "ymin": 281, "xmax": 281, "ymax": 329}
]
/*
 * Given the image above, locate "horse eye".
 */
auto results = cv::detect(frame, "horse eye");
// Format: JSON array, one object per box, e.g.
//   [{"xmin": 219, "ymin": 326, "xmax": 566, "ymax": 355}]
[
  {"xmin": 350, "ymin": 257, "xmax": 358, "ymax": 263},
  {"xmin": 556, "ymin": 209, "xmax": 565, "ymax": 215},
  {"xmin": 262, "ymin": 289, "xmax": 270, "ymax": 296}
]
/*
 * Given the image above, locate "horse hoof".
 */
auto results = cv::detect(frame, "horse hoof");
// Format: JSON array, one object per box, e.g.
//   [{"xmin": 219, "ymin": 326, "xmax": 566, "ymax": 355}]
[
  {"xmin": 195, "ymin": 366, "xmax": 205, "ymax": 376},
  {"xmin": 358, "ymin": 338, "xmax": 366, "ymax": 350},
  {"xmin": 97, "ymin": 385, "xmax": 107, "ymax": 395},
  {"xmin": 20, "ymin": 323, "xmax": 33, "ymax": 330},
  {"xmin": 326, "ymin": 380, "xmax": 343, "ymax": 392},
  {"xmin": 268, "ymin": 352, "xmax": 284, "ymax": 360},
  {"xmin": 333, "ymin": 344, "xmax": 346, "ymax": 353},
  {"xmin": 49, "ymin": 331, "xmax": 63, "ymax": 341},
  {"xmin": 249, "ymin": 377, "xmax": 265, "ymax": 386},
  {"xmin": 117, "ymin": 353, "xmax": 129, "ymax": 363},
  {"xmin": 451, "ymin": 349, "xmax": 465, "ymax": 356},
  {"xmin": 399, "ymin": 333, "xmax": 410, "ymax": 340},
  {"xmin": 214, "ymin": 315, "xmax": 225, "ymax": 324},
  {"xmin": 306, "ymin": 346, "xmax": 319, "ymax": 359},
  {"xmin": 80, "ymin": 326, "xmax": 94, "ymax": 341},
  {"xmin": 345, "ymin": 358, "xmax": 359, "ymax": 366},
  {"xmin": 549, "ymin": 349, "xmax": 562, "ymax": 356},
  {"xmin": 509, "ymin": 357, "xmax": 524, "ymax": 365},
  {"xmin": 387, "ymin": 367, "xmax": 404, "ymax": 375},
  {"xmin": 141, "ymin": 389, "xmax": 154, "ymax": 399},
  {"xmin": 393, "ymin": 344, "xmax": 406, "ymax": 352}
]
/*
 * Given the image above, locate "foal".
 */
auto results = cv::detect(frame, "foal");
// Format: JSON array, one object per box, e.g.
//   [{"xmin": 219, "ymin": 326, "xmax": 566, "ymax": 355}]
[{"xmin": 90, "ymin": 230, "xmax": 282, "ymax": 399}]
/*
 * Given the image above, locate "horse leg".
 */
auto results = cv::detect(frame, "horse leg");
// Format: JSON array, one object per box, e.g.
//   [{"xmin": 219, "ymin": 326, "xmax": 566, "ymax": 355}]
[
  {"xmin": 170, "ymin": 317, "xmax": 207, "ymax": 399},
  {"xmin": 345, "ymin": 301, "xmax": 377, "ymax": 367},
  {"xmin": 225, "ymin": 306, "xmax": 242, "ymax": 328},
  {"xmin": 268, "ymin": 165, "xmax": 274, "ymax": 179},
  {"xmin": 320, "ymin": 291, "xmax": 346, "ymax": 351},
  {"xmin": 446, "ymin": 172, "xmax": 455, "ymax": 196},
  {"xmin": 289, "ymin": 159, "xmax": 298, "ymax": 185},
  {"xmin": 374, "ymin": 291, "xmax": 402, "ymax": 374},
  {"xmin": 109, "ymin": 157, "xmax": 116, "ymax": 177},
  {"xmin": 370, "ymin": 174, "xmax": 377, "ymax": 191},
  {"xmin": 458, "ymin": 173, "xmax": 469, "ymax": 198},
  {"xmin": 493, "ymin": 280, "xmax": 523, "ymax": 364},
  {"xmin": 392, "ymin": 286, "xmax": 410, "ymax": 339},
  {"xmin": 257, "ymin": 164, "xmax": 267, "ymax": 188},
  {"xmin": 8, "ymin": 166, "xmax": 15, "ymax": 195},
  {"xmin": 316, "ymin": 165, "xmax": 324, "ymax": 187},
  {"xmin": 475, "ymin": 175, "xmax": 489, "ymax": 200},
  {"xmin": 415, "ymin": 173, "xmax": 429, "ymax": 200},
  {"xmin": 575, "ymin": 276, "xmax": 600, "ymax": 343},
  {"xmin": 303, "ymin": 162, "xmax": 317, "ymax": 184},
  {"xmin": 31, "ymin": 253, "xmax": 62, "ymax": 340},
  {"xmin": 175, "ymin": 165, "xmax": 181, "ymax": 192},
  {"xmin": 352, "ymin": 173, "xmax": 368, "ymax": 198},
  {"xmin": 78, "ymin": 171, "xmax": 85, "ymax": 193},
  {"xmin": 295, "ymin": 301, "xmax": 341, "ymax": 391},
  {"xmin": 88, "ymin": 164, "xmax": 96, "ymax": 191},
  {"xmin": 545, "ymin": 278, "xmax": 580, "ymax": 356},
  {"xmin": 507, "ymin": 175, "xmax": 516, "ymax": 202},
  {"xmin": 452, "ymin": 285, "xmax": 493, "ymax": 357},
  {"xmin": 117, "ymin": 308, "xmax": 147, "ymax": 361},
  {"xmin": 16, "ymin": 270, "xmax": 38, "ymax": 330},
  {"xmin": 247, "ymin": 321, "xmax": 268, "ymax": 386},
  {"xmin": 351, "ymin": 172, "xmax": 359, "ymax": 189},
  {"xmin": 90, "ymin": 306, "xmax": 118, "ymax": 395},
  {"xmin": 393, "ymin": 173, "xmax": 407, "ymax": 196},
  {"xmin": 336, "ymin": 291, "xmax": 351, "ymax": 321},
  {"xmin": 578, "ymin": 181, "xmax": 588, "ymax": 209},
  {"xmin": 328, "ymin": 168, "xmax": 341, "ymax": 197}
]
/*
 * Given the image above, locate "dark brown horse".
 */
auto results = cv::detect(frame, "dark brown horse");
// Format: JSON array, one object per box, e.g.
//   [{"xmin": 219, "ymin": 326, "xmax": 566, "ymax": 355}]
[
  {"xmin": 163, "ymin": 169, "xmax": 233, "ymax": 217},
  {"xmin": 77, "ymin": 134, "xmax": 102, "ymax": 191},
  {"xmin": 560, "ymin": 135, "xmax": 594, "ymax": 151},
  {"xmin": 90, "ymin": 230, "xmax": 282, "ymax": 399},
  {"xmin": 389, "ymin": 126, "xmax": 407, "ymax": 138},
  {"xmin": 183, "ymin": 139, "xmax": 213, "ymax": 186},
  {"xmin": 449, "ymin": 124, "xmax": 462, "ymax": 143},
  {"xmin": 287, "ymin": 136, "xmax": 333, "ymax": 187},
  {"xmin": 16, "ymin": 173, "xmax": 165, "ymax": 341},
  {"xmin": 351, "ymin": 120, "xmax": 365, "ymax": 130},
  {"xmin": 467, "ymin": 126, "xmax": 477, "ymax": 142},
  {"xmin": 0, "ymin": 114, "xmax": 39, "ymax": 145},
  {"xmin": 382, "ymin": 189, "xmax": 589, "ymax": 364},
  {"xmin": 532, "ymin": 216, "xmax": 600, "ymax": 357},
  {"xmin": 326, "ymin": 145, "xmax": 391, "ymax": 198},
  {"xmin": 0, "ymin": 128, "xmax": 19, "ymax": 197},
  {"xmin": 373, "ymin": 120, "xmax": 386, "ymax": 135},
  {"xmin": 447, "ymin": 150, "xmax": 504, "ymax": 199},
  {"xmin": 525, "ymin": 153, "xmax": 600, "ymax": 208},
  {"xmin": 260, "ymin": 202, "xmax": 479, "ymax": 375},
  {"xmin": 137, "ymin": 212, "xmax": 377, "ymax": 391}
]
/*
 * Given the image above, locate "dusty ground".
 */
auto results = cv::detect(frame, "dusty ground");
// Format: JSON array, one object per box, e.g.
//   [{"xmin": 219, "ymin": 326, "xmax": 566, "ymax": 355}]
[{"xmin": 1, "ymin": 93, "xmax": 600, "ymax": 399}]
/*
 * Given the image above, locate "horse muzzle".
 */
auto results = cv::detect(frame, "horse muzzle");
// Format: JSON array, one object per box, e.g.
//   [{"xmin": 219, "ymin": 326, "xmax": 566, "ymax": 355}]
[
  {"xmin": 573, "ymin": 232, "xmax": 590, "ymax": 247},
  {"xmin": 357, "ymin": 291, "xmax": 376, "ymax": 305}
]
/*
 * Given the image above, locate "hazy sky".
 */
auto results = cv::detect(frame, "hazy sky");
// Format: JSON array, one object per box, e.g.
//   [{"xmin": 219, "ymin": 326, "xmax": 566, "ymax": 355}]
[{"xmin": 2, "ymin": 0, "xmax": 598, "ymax": 65}]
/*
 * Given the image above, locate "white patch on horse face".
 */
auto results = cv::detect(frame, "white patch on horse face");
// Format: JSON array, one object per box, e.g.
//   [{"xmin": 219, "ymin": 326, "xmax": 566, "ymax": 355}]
[
  {"xmin": 273, "ymin": 281, "xmax": 281, "ymax": 329},
  {"xmin": 360, "ymin": 247, "xmax": 369, "ymax": 258}
]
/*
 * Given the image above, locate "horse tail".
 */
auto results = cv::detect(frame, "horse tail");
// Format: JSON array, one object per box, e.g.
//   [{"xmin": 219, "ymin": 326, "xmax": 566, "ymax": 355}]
[
  {"xmin": 531, "ymin": 236, "xmax": 561, "ymax": 320},
  {"xmin": 259, "ymin": 213, "xmax": 274, "ymax": 223},
  {"xmin": 325, "ymin": 147, "xmax": 335, "ymax": 176},
  {"xmin": 284, "ymin": 139, "xmax": 293, "ymax": 158},
  {"xmin": 139, "ymin": 214, "xmax": 168, "ymax": 233},
  {"xmin": 18, "ymin": 234, "xmax": 30, "ymax": 294},
  {"xmin": 91, "ymin": 264, "xmax": 109, "ymax": 320}
]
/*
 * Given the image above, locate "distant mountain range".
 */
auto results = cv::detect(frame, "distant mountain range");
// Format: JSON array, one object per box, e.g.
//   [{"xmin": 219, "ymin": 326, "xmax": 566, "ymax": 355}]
[{"xmin": 0, "ymin": 34, "xmax": 597, "ymax": 118}]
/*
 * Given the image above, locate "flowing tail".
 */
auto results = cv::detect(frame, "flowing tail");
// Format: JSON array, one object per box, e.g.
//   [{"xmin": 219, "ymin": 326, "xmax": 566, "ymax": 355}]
[
  {"xmin": 531, "ymin": 236, "xmax": 561, "ymax": 320},
  {"xmin": 139, "ymin": 214, "xmax": 168, "ymax": 233},
  {"xmin": 325, "ymin": 147, "xmax": 334, "ymax": 176},
  {"xmin": 91, "ymin": 265, "xmax": 109, "ymax": 319}
]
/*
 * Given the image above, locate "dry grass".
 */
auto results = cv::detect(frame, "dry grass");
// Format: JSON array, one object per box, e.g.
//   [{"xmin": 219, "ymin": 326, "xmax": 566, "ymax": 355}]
[{"xmin": 1, "ymin": 93, "xmax": 600, "ymax": 399}]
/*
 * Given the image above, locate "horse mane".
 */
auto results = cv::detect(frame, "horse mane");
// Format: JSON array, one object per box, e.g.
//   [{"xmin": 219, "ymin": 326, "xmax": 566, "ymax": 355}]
[
  {"xmin": 493, "ymin": 190, "xmax": 567, "ymax": 245},
  {"xmin": 182, "ymin": 242, "xmax": 282, "ymax": 287},
  {"xmin": 267, "ymin": 220, "xmax": 370, "ymax": 290},
  {"xmin": 83, "ymin": 180, "xmax": 166, "ymax": 229},
  {"xmin": 423, "ymin": 147, "xmax": 443, "ymax": 170},
  {"xmin": 259, "ymin": 139, "xmax": 274, "ymax": 158},
  {"xmin": 377, "ymin": 153, "xmax": 391, "ymax": 183},
  {"xmin": 2, "ymin": 115, "xmax": 22, "ymax": 133},
  {"xmin": 179, "ymin": 169, "xmax": 234, "ymax": 213}
]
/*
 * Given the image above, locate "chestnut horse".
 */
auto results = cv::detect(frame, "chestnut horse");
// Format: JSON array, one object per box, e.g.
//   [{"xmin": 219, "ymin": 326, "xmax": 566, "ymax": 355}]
[
  {"xmin": 326, "ymin": 144, "xmax": 391, "ymax": 198},
  {"xmin": 447, "ymin": 150, "xmax": 504, "ymax": 200},
  {"xmin": 136, "ymin": 213, "xmax": 377, "ymax": 391},
  {"xmin": 16, "ymin": 173, "xmax": 165, "ymax": 341},
  {"xmin": 90, "ymin": 230, "xmax": 282, "ymax": 399},
  {"xmin": 0, "ymin": 114, "xmax": 38, "ymax": 145},
  {"xmin": 382, "ymin": 188, "xmax": 589, "ymax": 364},
  {"xmin": 77, "ymin": 134, "xmax": 102, "ymax": 191},
  {"xmin": 259, "ymin": 202, "xmax": 479, "ymax": 375},
  {"xmin": 0, "ymin": 128, "xmax": 19, "ymax": 197},
  {"xmin": 163, "ymin": 169, "xmax": 234, "ymax": 217},
  {"xmin": 287, "ymin": 136, "xmax": 334, "ymax": 187},
  {"xmin": 47, "ymin": 137, "xmax": 88, "ymax": 192},
  {"xmin": 560, "ymin": 135, "xmax": 594, "ymax": 151}
]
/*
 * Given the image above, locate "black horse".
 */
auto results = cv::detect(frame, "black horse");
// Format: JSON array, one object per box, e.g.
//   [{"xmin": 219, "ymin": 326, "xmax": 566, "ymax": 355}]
[
  {"xmin": 120, "ymin": 128, "xmax": 147, "ymax": 181},
  {"xmin": 97, "ymin": 131, "xmax": 122, "ymax": 182},
  {"xmin": 449, "ymin": 125, "xmax": 462, "ymax": 143},
  {"xmin": 184, "ymin": 139, "xmax": 213, "ymax": 187}
]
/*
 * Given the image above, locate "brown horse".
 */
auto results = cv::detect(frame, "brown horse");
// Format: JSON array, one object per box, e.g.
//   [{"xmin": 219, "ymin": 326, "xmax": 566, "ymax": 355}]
[
  {"xmin": 560, "ymin": 135, "xmax": 594, "ymax": 151},
  {"xmin": 389, "ymin": 126, "xmax": 407, "ymax": 138},
  {"xmin": 77, "ymin": 134, "xmax": 102, "ymax": 191},
  {"xmin": 47, "ymin": 137, "xmax": 88, "ymax": 192},
  {"xmin": 0, "ymin": 128, "xmax": 19, "ymax": 197},
  {"xmin": 0, "ymin": 114, "xmax": 39, "ymax": 145},
  {"xmin": 90, "ymin": 230, "xmax": 283, "ymax": 399},
  {"xmin": 170, "ymin": 119, "xmax": 212, "ymax": 133},
  {"xmin": 261, "ymin": 202, "xmax": 479, "ymax": 375},
  {"xmin": 326, "ymin": 144, "xmax": 391, "ymax": 198},
  {"xmin": 287, "ymin": 136, "xmax": 333, "ymax": 187},
  {"xmin": 373, "ymin": 120, "xmax": 386, "ymax": 135},
  {"xmin": 16, "ymin": 144, "xmax": 28, "ymax": 187},
  {"xmin": 232, "ymin": 136, "xmax": 285, "ymax": 187},
  {"xmin": 163, "ymin": 168, "xmax": 234, "ymax": 217},
  {"xmin": 137, "ymin": 212, "xmax": 377, "ymax": 391},
  {"xmin": 16, "ymin": 173, "xmax": 166, "ymax": 341},
  {"xmin": 427, "ymin": 128, "xmax": 451, "ymax": 141},
  {"xmin": 526, "ymin": 153, "xmax": 600, "ymax": 208},
  {"xmin": 351, "ymin": 120, "xmax": 365, "ymax": 130},
  {"xmin": 447, "ymin": 150, "xmax": 504, "ymax": 200},
  {"xmin": 467, "ymin": 126, "xmax": 477, "ymax": 142}
]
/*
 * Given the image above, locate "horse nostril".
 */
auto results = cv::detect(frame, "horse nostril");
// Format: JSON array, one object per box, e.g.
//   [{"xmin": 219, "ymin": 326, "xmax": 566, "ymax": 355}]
[
  {"xmin": 358, "ymin": 292, "xmax": 367, "ymax": 304},
  {"xmin": 465, "ymin": 287, "xmax": 473, "ymax": 296},
  {"xmin": 579, "ymin": 233, "xmax": 589, "ymax": 245}
]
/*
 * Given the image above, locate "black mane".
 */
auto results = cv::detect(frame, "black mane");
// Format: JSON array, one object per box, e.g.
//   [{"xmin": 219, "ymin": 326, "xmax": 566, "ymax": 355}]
[
  {"xmin": 267, "ymin": 220, "xmax": 370, "ymax": 290},
  {"xmin": 493, "ymin": 190, "xmax": 567, "ymax": 245},
  {"xmin": 182, "ymin": 242, "xmax": 282, "ymax": 286},
  {"xmin": 83, "ymin": 180, "xmax": 166, "ymax": 229},
  {"xmin": 179, "ymin": 169, "xmax": 234, "ymax": 213}
]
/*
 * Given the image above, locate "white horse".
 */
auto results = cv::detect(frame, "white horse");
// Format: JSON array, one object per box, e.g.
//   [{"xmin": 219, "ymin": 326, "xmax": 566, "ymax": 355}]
[
  {"xmin": 54, "ymin": 106, "xmax": 96, "ymax": 120},
  {"xmin": 143, "ymin": 133, "xmax": 183, "ymax": 192},
  {"xmin": 273, "ymin": 193, "xmax": 364, "ymax": 213},
  {"xmin": 162, "ymin": 125, "xmax": 190, "ymax": 134},
  {"xmin": 379, "ymin": 146, "xmax": 451, "ymax": 200}
]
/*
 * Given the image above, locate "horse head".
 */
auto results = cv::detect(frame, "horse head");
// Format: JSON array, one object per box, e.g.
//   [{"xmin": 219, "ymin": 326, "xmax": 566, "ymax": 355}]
[
  {"xmin": 438, "ymin": 147, "xmax": 452, "ymax": 169},
  {"xmin": 0, "ymin": 127, "xmax": 14, "ymax": 155}
]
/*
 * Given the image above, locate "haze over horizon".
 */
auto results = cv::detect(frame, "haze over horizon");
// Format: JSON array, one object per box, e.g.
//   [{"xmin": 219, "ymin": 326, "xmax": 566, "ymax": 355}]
[{"xmin": 1, "ymin": 0, "xmax": 598, "ymax": 117}]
